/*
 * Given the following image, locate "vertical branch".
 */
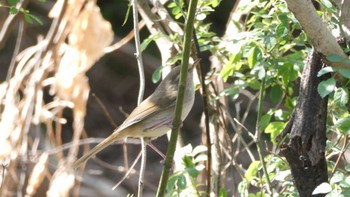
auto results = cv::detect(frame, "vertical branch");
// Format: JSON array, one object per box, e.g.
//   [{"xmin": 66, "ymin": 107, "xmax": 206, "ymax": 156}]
[
  {"xmin": 132, "ymin": 0, "xmax": 145, "ymax": 104},
  {"xmin": 131, "ymin": 0, "xmax": 146, "ymax": 196},
  {"xmin": 191, "ymin": 29, "xmax": 213, "ymax": 196},
  {"xmin": 156, "ymin": 0, "xmax": 198, "ymax": 195},
  {"xmin": 254, "ymin": 76, "xmax": 272, "ymax": 193}
]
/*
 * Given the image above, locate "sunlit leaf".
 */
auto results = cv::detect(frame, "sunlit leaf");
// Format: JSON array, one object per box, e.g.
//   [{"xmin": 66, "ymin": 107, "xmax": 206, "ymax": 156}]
[
  {"xmin": 317, "ymin": 66, "xmax": 335, "ymax": 77},
  {"xmin": 245, "ymin": 161, "xmax": 260, "ymax": 182},
  {"xmin": 152, "ymin": 67, "xmax": 162, "ymax": 83},
  {"xmin": 192, "ymin": 145, "xmax": 208, "ymax": 156},
  {"xmin": 312, "ymin": 182, "xmax": 332, "ymax": 195},
  {"xmin": 320, "ymin": 0, "xmax": 334, "ymax": 9},
  {"xmin": 334, "ymin": 87, "xmax": 349, "ymax": 106},
  {"xmin": 265, "ymin": 121, "xmax": 286, "ymax": 143},
  {"xmin": 330, "ymin": 171, "xmax": 344, "ymax": 184},
  {"xmin": 258, "ymin": 67, "xmax": 266, "ymax": 79},
  {"xmin": 317, "ymin": 78, "xmax": 336, "ymax": 98},
  {"xmin": 219, "ymin": 188, "xmax": 227, "ymax": 197},
  {"xmin": 334, "ymin": 117, "xmax": 350, "ymax": 135},
  {"xmin": 248, "ymin": 46, "xmax": 260, "ymax": 69}
]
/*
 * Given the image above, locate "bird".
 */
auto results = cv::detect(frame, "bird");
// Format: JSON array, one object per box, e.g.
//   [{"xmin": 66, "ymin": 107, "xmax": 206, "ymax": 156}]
[{"xmin": 73, "ymin": 60, "xmax": 199, "ymax": 168}]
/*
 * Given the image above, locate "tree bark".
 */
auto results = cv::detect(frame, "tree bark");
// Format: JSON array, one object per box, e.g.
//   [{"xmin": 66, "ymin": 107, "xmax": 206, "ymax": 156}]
[
  {"xmin": 284, "ymin": 0, "xmax": 348, "ymax": 69},
  {"xmin": 276, "ymin": 49, "xmax": 328, "ymax": 197}
]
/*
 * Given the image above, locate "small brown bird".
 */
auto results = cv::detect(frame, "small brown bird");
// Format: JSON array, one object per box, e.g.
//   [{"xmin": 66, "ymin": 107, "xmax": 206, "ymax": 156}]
[{"xmin": 73, "ymin": 60, "xmax": 199, "ymax": 168}]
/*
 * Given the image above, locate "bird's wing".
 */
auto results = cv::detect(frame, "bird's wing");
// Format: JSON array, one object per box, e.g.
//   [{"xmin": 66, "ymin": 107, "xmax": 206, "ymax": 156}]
[{"xmin": 117, "ymin": 95, "xmax": 176, "ymax": 131}]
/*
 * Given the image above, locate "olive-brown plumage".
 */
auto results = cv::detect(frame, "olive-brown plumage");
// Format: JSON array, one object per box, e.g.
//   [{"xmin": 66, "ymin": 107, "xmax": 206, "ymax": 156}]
[{"xmin": 73, "ymin": 61, "xmax": 198, "ymax": 168}]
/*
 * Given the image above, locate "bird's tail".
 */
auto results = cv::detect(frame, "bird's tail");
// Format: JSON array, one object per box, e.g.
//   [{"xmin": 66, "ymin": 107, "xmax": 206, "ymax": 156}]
[{"xmin": 73, "ymin": 130, "xmax": 125, "ymax": 169}]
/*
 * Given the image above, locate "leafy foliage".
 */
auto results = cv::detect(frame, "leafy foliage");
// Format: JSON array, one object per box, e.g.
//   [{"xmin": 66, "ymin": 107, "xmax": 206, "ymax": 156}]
[
  {"xmin": 1, "ymin": 0, "xmax": 43, "ymax": 24},
  {"xmin": 166, "ymin": 145, "xmax": 207, "ymax": 196}
]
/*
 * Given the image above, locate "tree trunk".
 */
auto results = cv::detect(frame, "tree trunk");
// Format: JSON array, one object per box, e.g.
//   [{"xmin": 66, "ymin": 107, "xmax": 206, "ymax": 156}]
[{"xmin": 276, "ymin": 49, "xmax": 328, "ymax": 197}]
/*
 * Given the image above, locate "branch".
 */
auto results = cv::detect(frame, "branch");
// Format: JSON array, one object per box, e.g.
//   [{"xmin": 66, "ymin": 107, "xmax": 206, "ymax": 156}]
[
  {"xmin": 156, "ymin": 0, "xmax": 198, "ymax": 195},
  {"xmin": 284, "ymin": 0, "xmax": 348, "ymax": 69},
  {"xmin": 131, "ymin": 0, "xmax": 146, "ymax": 196}
]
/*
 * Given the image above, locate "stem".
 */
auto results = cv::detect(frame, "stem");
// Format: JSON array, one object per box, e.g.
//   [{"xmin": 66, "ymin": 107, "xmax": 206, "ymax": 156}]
[
  {"xmin": 132, "ymin": 0, "xmax": 146, "ymax": 196},
  {"xmin": 156, "ymin": 0, "xmax": 198, "ymax": 195},
  {"xmin": 255, "ymin": 76, "xmax": 272, "ymax": 193}
]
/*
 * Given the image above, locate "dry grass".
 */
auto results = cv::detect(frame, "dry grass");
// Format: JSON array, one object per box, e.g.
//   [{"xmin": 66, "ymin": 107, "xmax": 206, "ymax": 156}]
[{"xmin": 0, "ymin": 1, "xmax": 113, "ymax": 196}]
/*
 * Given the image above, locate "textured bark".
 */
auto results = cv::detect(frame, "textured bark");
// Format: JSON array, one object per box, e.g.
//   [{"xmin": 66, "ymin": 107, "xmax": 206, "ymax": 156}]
[{"xmin": 276, "ymin": 49, "xmax": 328, "ymax": 197}]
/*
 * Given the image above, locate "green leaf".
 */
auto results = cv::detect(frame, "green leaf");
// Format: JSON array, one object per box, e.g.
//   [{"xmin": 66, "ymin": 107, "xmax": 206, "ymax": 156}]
[
  {"xmin": 320, "ymin": 0, "xmax": 334, "ymax": 9},
  {"xmin": 330, "ymin": 171, "xmax": 344, "ymax": 184},
  {"xmin": 248, "ymin": 46, "xmax": 260, "ymax": 69},
  {"xmin": 122, "ymin": 2, "xmax": 131, "ymax": 26},
  {"xmin": 317, "ymin": 66, "xmax": 336, "ymax": 77},
  {"xmin": 24, "ymin": 13, "xmax": 33, "ymax": 24},
  {"xmin": 7, "ymin": 0, "xmax": 18, "ymax": 6},
  {"xmin": 219, "ymin": 188, "xmax": 227, "ymax": 197},
  {"xmin": 265, "ymin": 122, "xmax": 286, "ymax": 143},
  {"xmin": 334, "ymin": 117, "xmax": 350, "ymax": 135},
  {"xmin": 186, "ymin": 167, "xmax": 199, "ymax": 178},
  {"xmin": 317, "ymin": 78, "xmax": 336, "ymax": 98},
  {"xmin": 248, "ymin": 79, "xmax": 261, "ymax": 90},
  {"xmin": 182, "ymin": 155, "xmax": 193, "ymax": 168},
  {"xmin": 258, "ymin": 67, "xmax": 266, "ymax": 79},
  {"xmin": 21, "ymin": 10, "xmax": 43, "ymax": 25},
  {"xmin": 339, "ymin": 69, "xmax": 350, "ymax": 79},
  {"xmin": 274, "ymin": 109, "xmax": 288, "ymax": 121},
  {"xmin": 285, "ymin": 96, "xmax": 297, "ymax": 109},
  {"xmin": 167, "ymin": 174, "xmax": 178, "ymax": 194},
  {"xmin": 220, "ymin": 66, "xmax": 233, "ymax": 82},
  {"xmin": 141, "ymin": 34, "xmax": 160, "ymax": 52},
  {"xmin": 277, "ymin": 13, "xmax": 288, "ymax": 25},
  {"xmin": 327, "ymin": 54, "xmax": 344, "ymax": 63},
  {"xmin": 220, "ymin": 53, "xmax": 241, "ymax": 81},
  {"xmin": 345, "ymin": 164, "xmax": 350, "ymax": 172},
  {"xmin": 276, "ymin": 23, "xmax": 288, "ymax": 38},
  {"xmin": 177, "ymin": 175, "xmax": 187, "ymax": 189},
  {"xmin": 270, "ymin": 85, "xmax": 283, "ymax": 104},
  {"xmin": 9, "ymin": 6, "xmax": 18, "ymax": 14},
  {"xmin": 255, "ymin": 192, "xmax": 266, "ymax": 197},
  {"xmin": 245, "ymin": 161, "xmax": 260, "ymax": 182},
  {"xmin": 151, "ymin": 67, "xmax": 162, "ymax": 83},
  {"xmin": 334, "ymin": 87, "xmax": 349, "ymax": 106},
  {"xmin": 259, "ymin": 113, "xmax": 272, "ymax": 131}
]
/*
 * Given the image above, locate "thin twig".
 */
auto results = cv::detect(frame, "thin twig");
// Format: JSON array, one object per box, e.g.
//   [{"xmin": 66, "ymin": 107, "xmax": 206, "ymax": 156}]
[
  {"xmin": 191, "ymin": 14, "xmax": 213, "ymax": 197},
  {"xmin": 131, "ymin": 0, "xmax": 146, "ymax": 196},
  {"xmin": 91, "ymin": 93, "xmax": 118, "ymax": 127},
  {"xmin": 0, "ymin": 0, "xmax": 30, "ymax": 49},
  {"xmin": 331, "ymin": 135, "xmax": 350, "ymax": 176},
  {"xmin": 113, "ymin": 151, "xmax": 142, "ymax": 190},
  {"xmin": 104, "ymin": 20, "xmax": 146, "ymax": 54},
  {"xmin": 6, "ymin": 20, "xmax": 25, "ymax": 82},
  {"xmin": 254, "ymin": 77, "xmax": 272, "ymax": 193}
]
